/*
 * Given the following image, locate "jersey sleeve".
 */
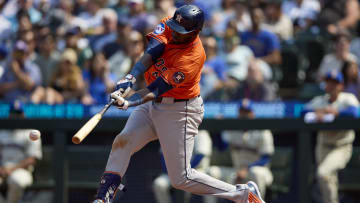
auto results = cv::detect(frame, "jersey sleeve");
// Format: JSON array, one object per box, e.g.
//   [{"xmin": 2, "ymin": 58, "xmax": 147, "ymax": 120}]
[
  {"xmin": 259, "ymin": 130, "xmax": 274, "ymax": 155},
  {"xmin": 305, "ymin": 96, "xmax": 325, "ymax": 110},
  {"xmin": 146, "ymin": 17, "xmax": 172, "ymax": 45},
  {"xmin": 345, "ymin": 93, "xmax": 360, "ymax": 107}
]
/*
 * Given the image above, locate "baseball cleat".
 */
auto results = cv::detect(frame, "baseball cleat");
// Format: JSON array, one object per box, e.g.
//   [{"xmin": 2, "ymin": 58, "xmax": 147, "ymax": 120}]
[
  {"xmin": 247, "ymin": 181, "xmax": 265, "ymax": 203},
  {"xmin": 92, "ymin": 200, "xmax": 104, "ymax": 203}
]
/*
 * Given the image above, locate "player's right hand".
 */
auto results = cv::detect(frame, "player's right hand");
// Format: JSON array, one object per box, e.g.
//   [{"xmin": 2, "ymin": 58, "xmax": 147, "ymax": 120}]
[
  {"xmin": 110, "ymin": 90, "xmax": 129, "ymax": 110},
  {"xmin": 115, "ymin": 74, "xmax": 136, "ymax": 97}
]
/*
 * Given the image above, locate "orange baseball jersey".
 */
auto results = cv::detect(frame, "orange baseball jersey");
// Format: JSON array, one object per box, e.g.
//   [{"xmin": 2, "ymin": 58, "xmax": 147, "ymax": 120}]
[{"xmin": 145, "ymin": 17, "xmax": 206, "ymax": 99}]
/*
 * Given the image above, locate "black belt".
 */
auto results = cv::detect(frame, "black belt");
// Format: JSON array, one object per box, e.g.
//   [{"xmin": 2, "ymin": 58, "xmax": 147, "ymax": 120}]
[{"xmin": 155, "ymin": 95, "xmax": 200, "ymax": 103}]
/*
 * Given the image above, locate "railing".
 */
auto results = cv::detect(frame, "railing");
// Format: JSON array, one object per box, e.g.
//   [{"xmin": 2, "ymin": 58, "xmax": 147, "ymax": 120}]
[{"xmin": 1, "ymin": 117, "xmax": 360, "ymax": 203}]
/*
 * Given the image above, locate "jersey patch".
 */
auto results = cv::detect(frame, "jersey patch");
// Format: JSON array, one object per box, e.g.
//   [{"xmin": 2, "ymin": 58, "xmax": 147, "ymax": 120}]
[
  {"xmin": 154, "ymin": 23, "xmax": 165, "ymax": 35},
  {"xmin": 172, "ymin": 72, "xmax": 185, "ymax": 84}
]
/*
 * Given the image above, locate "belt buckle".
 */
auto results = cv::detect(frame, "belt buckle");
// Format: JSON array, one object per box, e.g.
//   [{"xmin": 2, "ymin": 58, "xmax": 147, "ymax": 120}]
[{"xmin": 161, "ymin": 97, "xmax": 174, "ymax": 104}]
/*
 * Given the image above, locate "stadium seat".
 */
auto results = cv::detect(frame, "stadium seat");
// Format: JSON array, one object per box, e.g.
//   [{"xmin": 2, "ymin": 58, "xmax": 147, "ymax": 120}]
[
  {"xmin": 268, "ymin": 147, "xmax": 293, "ymax": 201},
  {"xmin": 339, "ymin": 147, "xmax": 360, "ymax": 192}
]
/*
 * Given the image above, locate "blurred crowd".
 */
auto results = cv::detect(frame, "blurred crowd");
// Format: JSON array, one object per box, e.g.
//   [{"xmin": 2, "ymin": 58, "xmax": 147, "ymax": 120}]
[{"xmin": 0, "ymin": 0, "xmax": 360, "ymax": 104}]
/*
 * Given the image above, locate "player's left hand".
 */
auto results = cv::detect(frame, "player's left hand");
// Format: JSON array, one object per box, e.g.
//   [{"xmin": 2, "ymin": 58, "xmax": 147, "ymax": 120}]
[
  {"xmin": 115, "ymin": 74, "xmax": 136, "ymax": 97},
  {"xmin": 110, "ymin": 90, "xmax": 129, "ymax": 110}
]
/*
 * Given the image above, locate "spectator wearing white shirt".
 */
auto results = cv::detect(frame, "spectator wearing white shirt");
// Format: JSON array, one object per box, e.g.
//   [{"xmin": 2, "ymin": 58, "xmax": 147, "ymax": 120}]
[
  {"xmin": 263, "ymin": 0, "xmax": 293, "ymax": 41},
  {"xmin": 282, "ymin": 0, "xmax": 321, "ymax": 31},
  {"xmin": 317, "ymin": 30, "xmax": 357, "ymax": 82}
]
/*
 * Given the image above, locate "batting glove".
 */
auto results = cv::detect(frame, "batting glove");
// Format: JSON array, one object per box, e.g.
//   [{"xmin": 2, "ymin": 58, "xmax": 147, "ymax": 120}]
[
  {"xmin": 116, "ymin": 74, "xmax": 136, "ymax": 97},
  {"xmin": 110, "ymin": 90, "xmax": 129, "ymax": 110}
]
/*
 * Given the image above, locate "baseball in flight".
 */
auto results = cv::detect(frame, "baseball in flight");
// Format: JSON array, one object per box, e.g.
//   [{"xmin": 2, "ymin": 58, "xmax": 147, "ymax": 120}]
[{"xmin": 29, "ymin": 130, "xmax": 41, "ymax": 141}]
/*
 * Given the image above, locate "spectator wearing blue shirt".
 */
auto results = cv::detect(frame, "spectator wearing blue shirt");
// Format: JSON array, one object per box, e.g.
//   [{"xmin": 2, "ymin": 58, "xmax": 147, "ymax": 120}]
[
  {"xmin": 0, "ymin": 40, "xmax": 41, "ymax": 102},
  {"xmin": 200, "ymin": 35, "xmax": 228, "ymax": 100},
  {"xmin": 88, "ymin": 9, "xmax": 118, "ymax": 53},
  {"xmin": 82, "ymin": 52, "xmax": 116, "ymax": 104},
  {"xmin": 240, "ymin": 7, "xmax": 281, "ymax": 66}
]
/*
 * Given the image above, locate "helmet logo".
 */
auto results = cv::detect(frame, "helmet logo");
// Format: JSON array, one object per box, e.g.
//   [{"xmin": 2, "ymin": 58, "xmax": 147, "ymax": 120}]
[{"xmin": 176, "ymin": 14, "xmax": 182, "ymax": 23}]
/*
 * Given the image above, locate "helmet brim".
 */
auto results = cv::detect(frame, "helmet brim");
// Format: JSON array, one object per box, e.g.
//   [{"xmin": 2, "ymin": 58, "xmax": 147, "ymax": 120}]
[{"xmin": 166, "ymin": 19, "xmax": 193, "ymax": 34}]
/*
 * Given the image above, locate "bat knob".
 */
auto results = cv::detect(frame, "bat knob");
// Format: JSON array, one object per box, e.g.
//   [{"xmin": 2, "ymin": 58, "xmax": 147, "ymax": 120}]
[{"xmin": 72, "ymin": 136, "xmax": 81, "ymax": 144}]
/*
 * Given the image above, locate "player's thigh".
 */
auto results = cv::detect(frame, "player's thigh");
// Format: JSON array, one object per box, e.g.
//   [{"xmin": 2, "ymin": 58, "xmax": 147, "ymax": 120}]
[
  {"xmin": 8, "ymin": 169, "xmax": 33, "ymax": 188},
  {"xmin": 249, "ymin": 166, "xmax": 273, "ymax": 185},
  {"xmin": 317, "ymin": 144, "xmax": 352, "ymax": 176},
  {"xmin": 113, "ymin": 103, "xmax": 157, "ymax": 153},
  {"xmin": 154, "ymin": 113, "xmax": 203, "ymax": 180}
]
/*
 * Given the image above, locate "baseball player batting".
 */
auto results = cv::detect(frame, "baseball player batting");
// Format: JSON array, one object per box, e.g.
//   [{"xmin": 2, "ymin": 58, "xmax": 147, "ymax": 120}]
[{"xmin": 93, "ymin": 5, "xmax": 265, "ymax": 203}]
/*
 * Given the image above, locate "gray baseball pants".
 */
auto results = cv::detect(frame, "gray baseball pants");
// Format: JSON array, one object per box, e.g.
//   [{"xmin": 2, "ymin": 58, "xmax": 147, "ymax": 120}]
[{"xmin": 105, "ymin": 96, "xmax": 249, "ymax": 202}]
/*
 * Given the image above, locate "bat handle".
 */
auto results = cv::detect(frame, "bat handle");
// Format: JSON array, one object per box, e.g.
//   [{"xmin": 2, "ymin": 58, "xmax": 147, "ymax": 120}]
[{"xmin": 99, "ymin": 99, "xmax": 115, "ymax": 115}]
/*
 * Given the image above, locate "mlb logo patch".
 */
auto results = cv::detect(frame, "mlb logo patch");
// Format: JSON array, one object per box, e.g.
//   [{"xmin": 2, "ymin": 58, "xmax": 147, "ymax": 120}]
[{"xmin": 154, "ymin": 23, "xmax": 165, "ymax": 35}]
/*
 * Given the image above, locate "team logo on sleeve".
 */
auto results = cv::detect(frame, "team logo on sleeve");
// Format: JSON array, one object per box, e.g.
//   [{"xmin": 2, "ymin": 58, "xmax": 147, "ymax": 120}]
[
  {"xmin": 154, "ymin": 23, "xmax": 165, "ymax": 35},
  {"xmin": 172, "ymin": 72, "xmax": 185, "ymax": 84}
]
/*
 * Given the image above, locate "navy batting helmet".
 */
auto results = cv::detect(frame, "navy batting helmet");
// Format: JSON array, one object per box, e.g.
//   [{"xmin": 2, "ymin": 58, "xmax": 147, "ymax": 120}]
[{"xmin": 166, "ymin": 4, "xmax": 205, "ymax": 34}]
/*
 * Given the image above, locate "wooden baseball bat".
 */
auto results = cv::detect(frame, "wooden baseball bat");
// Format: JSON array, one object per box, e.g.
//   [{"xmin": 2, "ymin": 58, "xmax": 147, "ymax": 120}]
[{"xmin": 72, "ymin": 99, "xmax": 115, "ymax": 144}]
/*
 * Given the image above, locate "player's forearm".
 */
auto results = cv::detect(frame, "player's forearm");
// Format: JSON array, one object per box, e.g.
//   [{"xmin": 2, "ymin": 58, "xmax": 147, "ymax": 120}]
[
  {"xmin": 338, "ymin": 0, "xmax": 359, "ymax": 28},
  {"xmin": 126, "ymin": 88, "xmax": 156, "ymax": 107},
  {"xmin": 129, "ymin": 38, "xmax": 165, "ymax": 78},
  {"xmin": 0, "ymin": 82, "xmax": 19, "ymax": 96},
  {"xmin": 13, "ymin": 69, "xmax": 35, "ymax": 90},
  {"xmin": 260, "ymin": 51, "xmax": 281, "ymax": 65},
  {"xmin": 11, "ymin": 157, "xmax": 36, "ymax": 170},
  {"xmin": 129, "ymin": 53, "xmax": 153, "ymax": 78}
]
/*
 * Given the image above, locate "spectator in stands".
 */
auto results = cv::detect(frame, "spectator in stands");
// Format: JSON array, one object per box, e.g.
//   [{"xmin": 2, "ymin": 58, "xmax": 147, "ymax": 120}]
[
  {"xmin": 127, "ymin": 0, "xmax": 157, "ymax": 34},
  {"xmin": 16, "ymin": 10, "xmax": 33, "ymax": 35},
  {"xmin": 82, "ymin": 52, "xmax": 116, "ymax": 104},
  {"xmin": 110, "ymin": 0, "xmax": 129, "ymax": 19},
  {"xmin": 31, "ymin": 48, "xmax": 85, "ymax": 104},
  {"xmin": 124, "ymin": 30, "xmax": 146, "ymax": 88},
  {"xmin": 17, "ymin": 29, "xmax": 36, "ymax": 61},
  {"xmin": 153, "ymin": 130, "xmax": 212, "ymax": 203},
  {"xmin": 60, "ymin": 26, "xmax": 93, "ymax": 69},
  {"xmin": 0, "ymin": 45, "xmax": 8, "ymax": 79},
  {"xmin": 48, "ymin": 0, "xmax": 87, "ymax": 33},
  {"xmin": 341, "ymin": 60, "xmax": 360, "ymax": 100},
  {"xmin": 224, "ymin": 20, "xmax": 253, "ymax": 81},
  {"xmin": 102, "ymin": 20, "xmax": 132, "ymax": 60},
  {"xmin": 210, "ymin": 0, "xmax": 236, "ymax": 38},
  {"xmin": 0, "ymin": 0, "xmax": 13, "ymax": 44},
  {"xmin": 232, "ymin": 0, "xmax": 252, "ymax": 33},
  {"xmin": 0, "ymin": 40, "xmax": 41, "ymax": 102},
  {"xmin": 317, "ymin": 0, "xmax": 359, "ymax": 35},
  {"xmin": 263, "ymin": 0, "xmax": 293, "ymax": 41},
  {"xmin": 33, "ymin": 34, "xmax": 61, "ymax": 87},
  {"xmin": 0, "ymin": 100, "xmax": 42, "ymax": 203},
  {"xmin": 240, "ymin": 7, "xmax": 281, "ymax": 66},
  {"xmin": 200, "ymin": 35, "xmax": 228, "ymax": 101},
  {"xmin": 207, "ymin": 99, "xmax": 274, "ymax": 199},
  {"xmin": 78, "ymin": 0, "xmax": 108, "ymax": 34},
  {"xmin": 282, "ymin": 0, "xmax": 321, "ymax": 32},
  {"xmin": 232, "ymin": 59, "xmax": 276, "ymax": 101},
  {"xmin": 105, "ymin": 22, "xmax": 134, "ymax": 81},
  {"xmin": 302, "ymin": 71, "xmax": 359, "ymax": 203},
  {"xmin": 5, "ymin": 0, "xmax": 42, "ymax": 32},
  {"xmin": 89, "ymin": 9, "xmax": 118, "ymax": 53},
  {"xmin": 317, "ymin": 30, "xmax": 357, "ymax": 81},
  {"xmin": 153, "ymin": 0, "xmax": 176, "ymax": 20}
]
